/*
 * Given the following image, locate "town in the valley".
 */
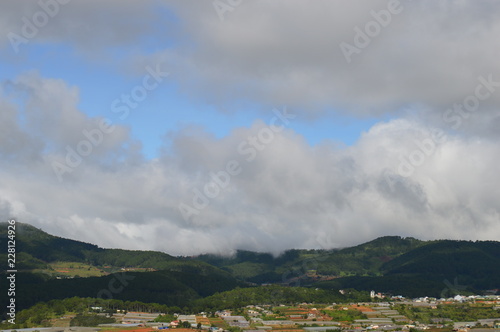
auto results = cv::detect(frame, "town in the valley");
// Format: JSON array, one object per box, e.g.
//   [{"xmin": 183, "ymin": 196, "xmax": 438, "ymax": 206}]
[{"xmin": 4, "ymin": 294, "xmax": 500, "ymax": 332}]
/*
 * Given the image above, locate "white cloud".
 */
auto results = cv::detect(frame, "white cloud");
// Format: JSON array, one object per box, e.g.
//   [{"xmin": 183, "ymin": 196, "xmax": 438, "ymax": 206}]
[
  {"xmin": 3, "ymin": 1, "xmax": 500, "ymax": 121},
  {"xmin": 1, "ymin": 73, "xmax": 499, "ymax": 255},
  {"xmin": 157, "ymin": 0, "xmax": 500, "ymax": 121},
  {"xmin": 1, "ymin": 1, "xmax": 500, "ymax": 255}
]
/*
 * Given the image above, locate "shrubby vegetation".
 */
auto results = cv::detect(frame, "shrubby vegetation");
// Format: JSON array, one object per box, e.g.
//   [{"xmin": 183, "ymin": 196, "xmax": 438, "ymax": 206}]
[
  {"xmin": 0, "ymin": 286, "xmax": 372, "ymax": 329},
  {"xmin": 394, "ymin": 303, "xmax": 500, "ymax": 323},
  {"xmin": 0, "ymin": 268, "xmax": 244, "ymax": 312},
  {"xmin": 193, "ymin": 285, "xmax": 370, "ymax": 312},
  {"xmin": 0, "ymin": 297, "xmax": 185, "ymax": 329},
  {"xmin": 3, "ymin": 222, "xmax": 500, "ymax": 325}
]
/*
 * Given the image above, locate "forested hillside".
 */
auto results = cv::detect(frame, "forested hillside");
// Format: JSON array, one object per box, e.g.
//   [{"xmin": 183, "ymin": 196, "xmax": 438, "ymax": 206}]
[{"xmin": 2, "ymin": 222, "xmax": 500, "ymax": 318}]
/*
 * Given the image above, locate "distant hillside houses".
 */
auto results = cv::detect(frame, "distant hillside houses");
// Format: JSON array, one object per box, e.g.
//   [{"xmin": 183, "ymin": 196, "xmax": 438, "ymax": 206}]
[
  {"xmin": 122, "ymin": 312, "xmax": 161, "ymax": 324},
  {"xmin": 221, "ymin": 315, "xmax": 250, "ymax": 328},
  {"xmin": 177, "ymin": 315, "xmax": 197, "ymax": 325}
]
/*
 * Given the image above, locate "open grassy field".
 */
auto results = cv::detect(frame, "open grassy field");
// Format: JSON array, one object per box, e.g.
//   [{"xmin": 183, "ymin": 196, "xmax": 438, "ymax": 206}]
[
  {"xmin": 208, "ymin": 317, "xmax": 228, "ymax": 328},
  {"xmin": 36, "ymin": 261, "xmax": 109, "ymax": 277}
]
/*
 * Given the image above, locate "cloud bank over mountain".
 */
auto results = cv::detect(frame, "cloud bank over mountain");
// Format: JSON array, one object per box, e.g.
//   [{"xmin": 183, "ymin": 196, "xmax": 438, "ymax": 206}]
[{"xmin": 0, "ymin": 0, "xmax": 499, "ymax": 255}]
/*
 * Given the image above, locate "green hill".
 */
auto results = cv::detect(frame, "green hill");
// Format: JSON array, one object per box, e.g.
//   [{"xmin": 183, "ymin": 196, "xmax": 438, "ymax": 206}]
[
  {"xmin": 382, "ymin": 240, "xmax": 500, "ymax": 275},
  {"xmin": 314, "ymin": 240, "xmax": 500, "ymax": 297},
  {"xmin": 382, "ymin": 240, "xmax": 500, "ymax": 290},
  {"xmin": 293, "ymin": 235, "xmax": 425, "ymax": 276},
  {"xmin": 2, "ymin": 268, "xmax": 244, "ymax": 311},
  {"xmin": 196, "ymin": 236, "xmax": 426, "ymax": 283},
  {"xmin": 0, "ymin": 222, "xmax": 246, "ymax": 315},
  {"xmin": 193, "ymin": 284, "xmax": 369, "ymax": 311},
  {"xmin": 2, "ymin": 221, "xmax": 500, "ymax": 316},
  {"xmin": 197, "ymin": 236, "xmax": 500, "ymax": 298},
  {"xmin": 0, "ymin": 222, "xmax": 233, "ymax": 276}
]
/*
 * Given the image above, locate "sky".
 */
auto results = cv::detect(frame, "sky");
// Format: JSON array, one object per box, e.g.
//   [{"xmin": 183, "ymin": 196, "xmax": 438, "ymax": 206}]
[{"xmin": 1, "ymin": 0, "xmax": 500, "ymax": 256}]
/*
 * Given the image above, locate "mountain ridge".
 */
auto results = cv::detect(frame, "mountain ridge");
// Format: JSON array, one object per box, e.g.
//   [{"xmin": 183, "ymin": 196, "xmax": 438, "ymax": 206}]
[{"xmin": 1, "ymin": 222, "xmax": 500, "ymax": 310}]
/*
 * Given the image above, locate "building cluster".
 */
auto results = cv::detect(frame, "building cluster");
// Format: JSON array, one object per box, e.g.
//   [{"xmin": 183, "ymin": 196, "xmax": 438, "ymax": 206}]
[
  {"xmin": 89, "ymin": 295, "xmax": 500, "ymax": 332},
  {"xmin": 6, "ymin": 294, "xmax": 500, "ymax": 332},
  {"xmin": 105, "ymin": 295, "xmax": 500, "ymax": 332}
]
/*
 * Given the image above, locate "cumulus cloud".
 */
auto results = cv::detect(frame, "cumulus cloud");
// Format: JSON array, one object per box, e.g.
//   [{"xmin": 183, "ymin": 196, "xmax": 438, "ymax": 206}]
[
  {"xmin": 0, "ymin": 0, "xmax": 172, "ymax": 57},
  {"xmin": 1, "ymin": 73, "xmax": 499, "ymax": 255},
  {"xmin": 156, "ymin": 0, "xmax": 500, "ymax": 121},
  {"xmin": 1, "ymin": 1, "xmax": 499, "ymax": 255},
  {"xmin": 2, "ymin": 1, "xmax": 500, "ymax": 120}
]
